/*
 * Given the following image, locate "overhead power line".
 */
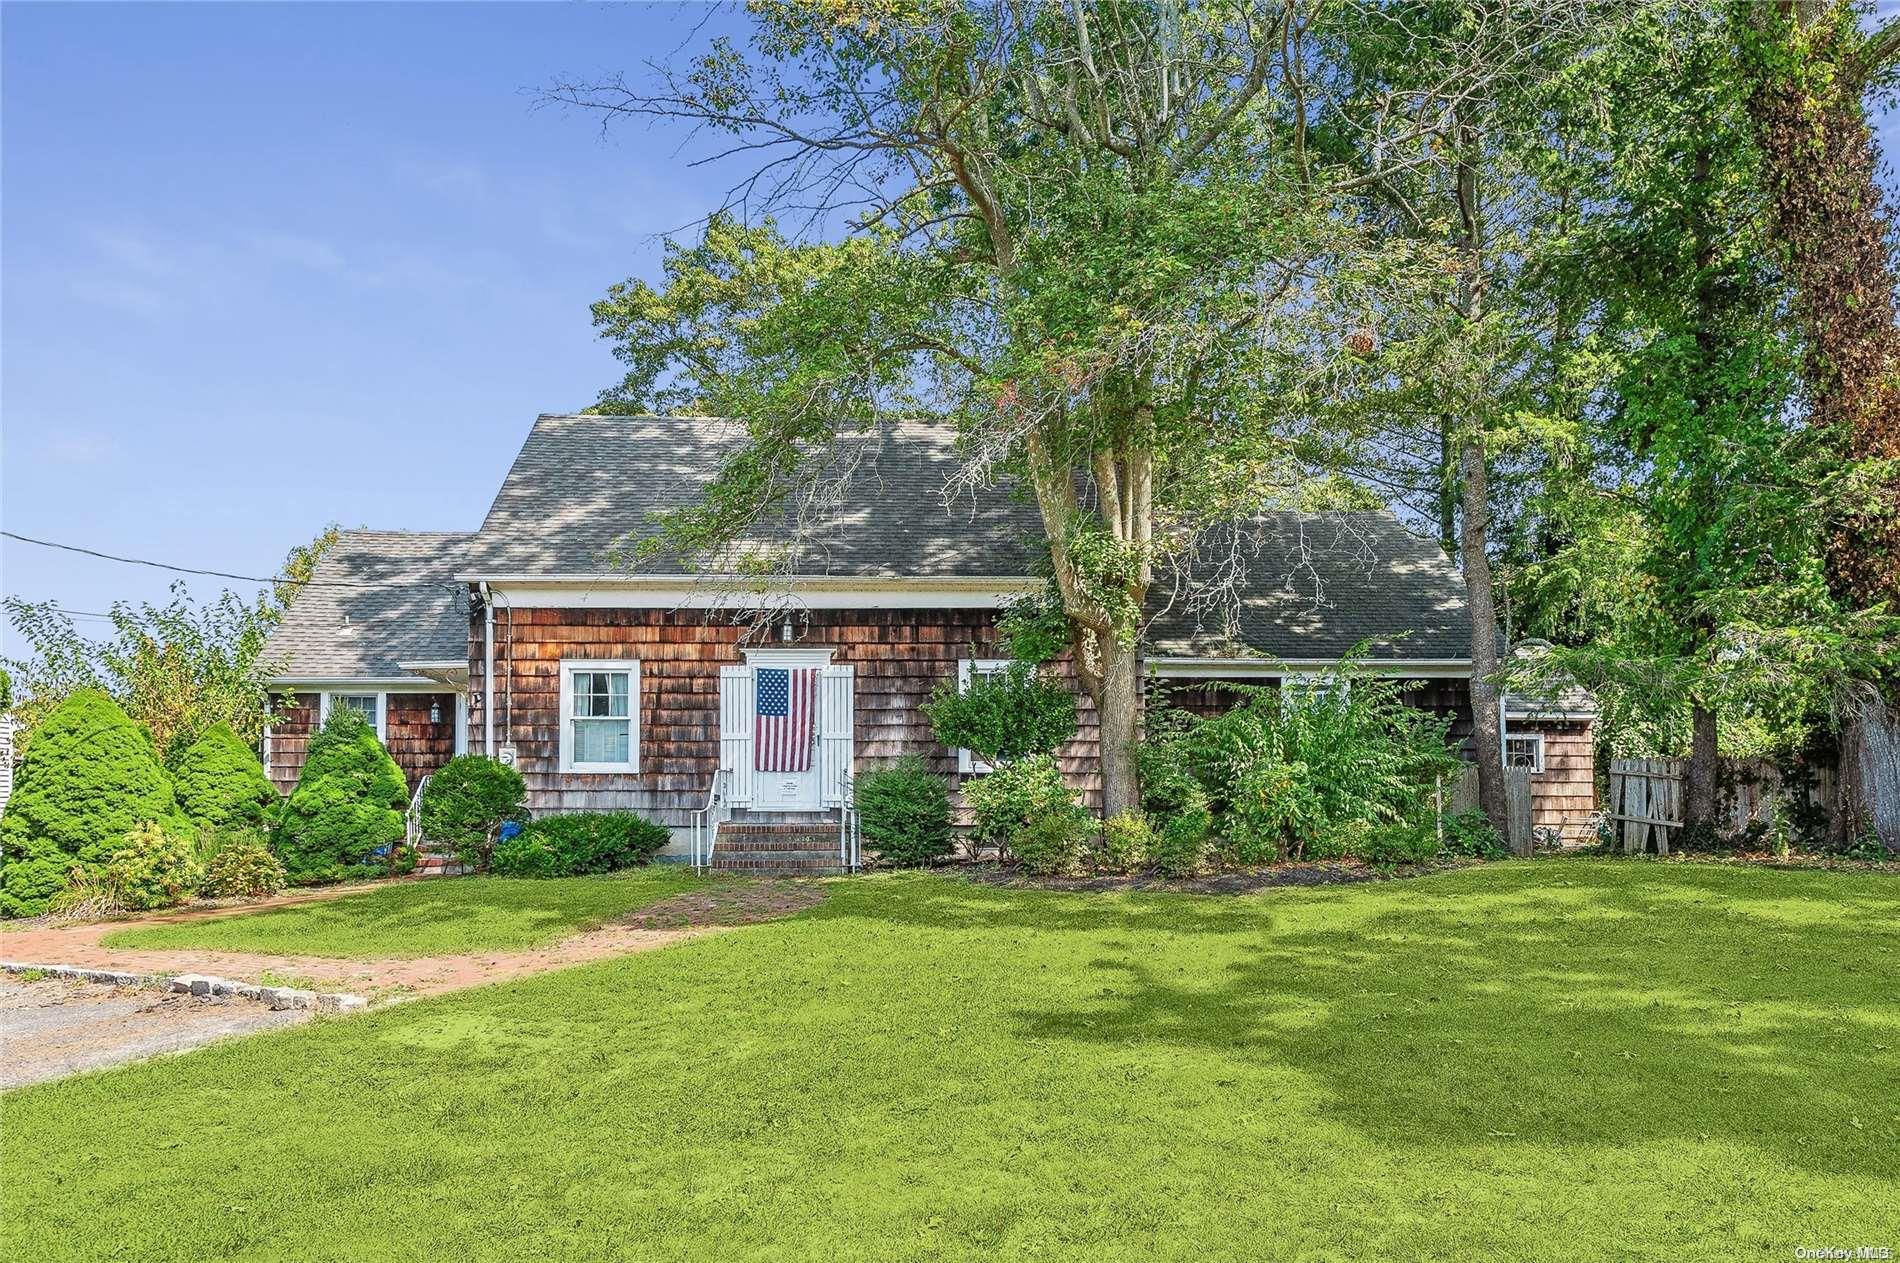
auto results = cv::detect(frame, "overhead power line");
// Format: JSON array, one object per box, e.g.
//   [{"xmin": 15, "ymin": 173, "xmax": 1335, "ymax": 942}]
[{"xmin": 1, "ymin": 531, "xmax": 459, "ymax": 592}]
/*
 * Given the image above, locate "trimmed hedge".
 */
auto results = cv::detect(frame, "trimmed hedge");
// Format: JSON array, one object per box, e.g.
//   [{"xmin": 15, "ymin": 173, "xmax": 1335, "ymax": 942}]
[
  {"xmin": 419, "ymin": 755, "xmax": 526, "ymax": 873},
  {"xmin": 273, "ymin": 707, "xmax": 407, "ymax": 883},
  {"xmin": 921, "ymin": 662, "xmax": 1077, "ymax": 767},
  {"xmin": 854, "ymin": 756, "xmax": 953, "ymax": 867},
  {"xmin": 491, "ymin": 813, "xmax": 671, "ymax": 878},
  {"xmin": 172, "ymin": 722, "xmax": 276, "ymax": 830},
  {"xmin": 0, "ymin": 689, "xmax": 182, "ymax": 918},
  {"xmin": 965, "ymin": 754, "xmax": 1085, "ymax": 847}
]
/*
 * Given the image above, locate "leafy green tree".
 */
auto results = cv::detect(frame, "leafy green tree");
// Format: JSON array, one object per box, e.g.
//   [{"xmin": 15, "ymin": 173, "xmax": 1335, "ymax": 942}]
[
  {"xmin": 922, "ymin": 662, "xmax": 1076, "ymax": 767},
  {"xmin": 0, "ymin": 689, "xmax": 182, "ymax": 917},
  {"xmin": 1485, "ymin": 2, "xmax": 1900, "ymax": 842},
  {"xmin": 2, "ymin": 525, "xmax": 338, "ymax": 762},
  {"xmin": 549, "ymin": 1, "xmax": 1495, "ymax": 815},
  {"xmin": 172, "ymin": 722, "xmax": 276, "ymax": 830},
  {"xmin": 1732, "ymin": 0, "xmax": 1900, "ymax": 848},
  {"xmin": 4, "ymin": 583, "xmax": 277, "ymax": 764},
  {"xmin": 274, "ymin": 706, "xmax": 408, "ymax": 882}
]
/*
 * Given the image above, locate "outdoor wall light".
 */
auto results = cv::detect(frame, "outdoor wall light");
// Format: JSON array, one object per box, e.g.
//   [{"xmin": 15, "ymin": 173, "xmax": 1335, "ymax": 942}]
[{"xmin": 430, "ymin": 699, "xmax": 443, "ymax": 725}]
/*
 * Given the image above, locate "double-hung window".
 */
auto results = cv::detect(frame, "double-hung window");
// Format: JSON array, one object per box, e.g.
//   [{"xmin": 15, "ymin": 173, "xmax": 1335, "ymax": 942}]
[
  {"xmin": 320, "ymin": 692, "xmax": 384, "ymax": 739},
  {"xmin": 955, "ymin": 658, "xmax": 1011, "ymax": 774},
  {"xmin": 1281, "ymin": 675, "xmax": 1345, "ymax": 708},
  {"xmin": 1504, "ymin": 732, "xmax": 1545, "ymax": 773},
  {"xmin": 560, "ymin": 660, "xmax": 640, "ymax": 773}
]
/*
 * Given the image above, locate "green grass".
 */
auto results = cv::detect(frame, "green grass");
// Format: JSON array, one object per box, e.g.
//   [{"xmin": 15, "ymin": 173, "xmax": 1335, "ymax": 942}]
[
  {"xmin": 8, "ymin": 861, "xmax": 1897, "ymax": 1261},
  {"xmin": 97, "ymin": 869, "xmax": 708, "ymax": 959}
]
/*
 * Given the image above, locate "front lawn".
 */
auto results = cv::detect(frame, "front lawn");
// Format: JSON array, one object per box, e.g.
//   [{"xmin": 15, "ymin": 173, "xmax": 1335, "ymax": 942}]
[
  {"xmin": 98, "ymin": 869, "xmax": 708, "ymax": 959},
  {"xmin": 8, "ymin": 861, "xmax": 1897, "ymax": 1260}
]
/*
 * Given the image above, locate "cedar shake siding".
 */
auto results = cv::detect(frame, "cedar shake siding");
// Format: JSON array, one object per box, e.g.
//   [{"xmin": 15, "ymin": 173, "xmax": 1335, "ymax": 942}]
[
  {"xmin": 267, "ymin": 691, "xmax": 458, "ymax": 794},
  {"xmin": 468, "ymin": 607, "xmax": 1102, "ymax": 827},
  {"xmin": 384, "ymin": 692, "xmax": 460, "ymax": 784},
  {"xmin": 265, "ymin": 693, "xmax": 319, "ymax": 795},
  {"xmin": 1523, "ymin": 718, "xmax": 1597, "ymax": 842}
]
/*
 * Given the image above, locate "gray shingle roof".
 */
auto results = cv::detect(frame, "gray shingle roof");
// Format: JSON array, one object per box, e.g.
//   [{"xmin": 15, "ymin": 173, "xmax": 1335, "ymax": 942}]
[
  {"xmin": 263, "ymin": 531, "xmax": 471, "ymax": 681},
  {"xmin": 283, "ymin": 420, "xmax": 1472, "ymax": 672},
  {"xmin": 1144, "ymin": 512, "xmax": 1472, "ymax": 661},
  {"xmin": 459, "ymin": 414, "xmax": 1047, "ymax": 579}
]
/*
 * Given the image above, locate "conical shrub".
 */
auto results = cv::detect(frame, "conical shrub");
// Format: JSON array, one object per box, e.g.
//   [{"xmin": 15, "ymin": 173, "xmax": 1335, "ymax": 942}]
[
  {"xmin": 172, "ymin": 722, "xmax": 276, "ymax": 830},
  {"xmin": 0, "ymin": 689, "xmax": 181, "ymax": 917}
]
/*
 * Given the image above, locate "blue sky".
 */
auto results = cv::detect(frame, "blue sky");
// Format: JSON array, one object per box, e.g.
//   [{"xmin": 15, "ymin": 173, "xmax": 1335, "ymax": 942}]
[
  {"xmin": 1, "ymin": 1, "xmax": 747, "ymax": 654},
  {"xmin": 3, "ymin": 2, "xmax": 1897, "ymax": 660}
]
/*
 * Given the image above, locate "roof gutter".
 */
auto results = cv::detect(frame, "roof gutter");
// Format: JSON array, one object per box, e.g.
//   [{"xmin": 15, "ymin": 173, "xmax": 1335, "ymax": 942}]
[
  {"xmin": 453, "ymin": 573, "xmax": 1045, "ymax": 590},
  {"xmin": 479, "ymin": 582, "xmax": 495, "ymax": 758},
  {"xmin": 1146, "ymin": 656, "xmax": 1473, "ymax": 678}
]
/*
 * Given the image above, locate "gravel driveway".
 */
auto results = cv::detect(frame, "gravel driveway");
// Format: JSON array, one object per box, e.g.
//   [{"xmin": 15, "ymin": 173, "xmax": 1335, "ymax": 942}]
[{"xmin": 0, "ymin": 973, "xmax": 310, "ymax": 1090}]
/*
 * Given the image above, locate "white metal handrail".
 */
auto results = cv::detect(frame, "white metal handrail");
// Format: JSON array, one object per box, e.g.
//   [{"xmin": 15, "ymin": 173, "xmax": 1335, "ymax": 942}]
[
  {"xmin": 839, "ymin": 772, "xmax": 861, "ymax": 872},
  {"xmin": 405, "ymin": 773, "xmax": 432, "ymax": 853},
  {"xmin": 690, "ymin": 768, "xmax": 730, "ymax": 870}
]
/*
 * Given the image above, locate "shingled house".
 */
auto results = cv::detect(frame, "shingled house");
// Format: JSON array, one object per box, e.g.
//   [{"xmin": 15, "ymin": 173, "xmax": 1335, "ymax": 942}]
[{"xmin": 261, "ymin": 413, "xmax": 1597, "ymax": 861}]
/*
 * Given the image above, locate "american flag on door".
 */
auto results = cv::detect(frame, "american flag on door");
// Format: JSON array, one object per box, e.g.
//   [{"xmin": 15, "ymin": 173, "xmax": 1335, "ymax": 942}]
[{"xmin": 755, "ymin": 667, "xmax": 818, "ymax": 772}]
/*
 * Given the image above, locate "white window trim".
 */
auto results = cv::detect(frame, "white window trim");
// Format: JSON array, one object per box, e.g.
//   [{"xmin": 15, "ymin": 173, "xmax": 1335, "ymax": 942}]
[
  {"xmin": 956, "ymin": 658, "xmax": 1011, "ymax": 775},
  {"xmin": 1505, "ymin": 731, "xmax": 1546, "ymax": 773},
  {"xmin": 559, "ymin": 659, "xmax": 641, "ymax": 774},
  {"xmin": 319, "ymin": 691, "xmax": 385, "ymax": 740},
  {"xmin": 1281, "ymin": 674, "xmax": 1347, "ymax": 706}
]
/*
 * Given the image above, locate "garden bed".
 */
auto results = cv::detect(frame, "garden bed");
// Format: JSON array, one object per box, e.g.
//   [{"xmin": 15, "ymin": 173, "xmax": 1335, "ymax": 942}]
[{"xmin": 958, "ymin": 855, "xmax": 1482, "ymax": 893}]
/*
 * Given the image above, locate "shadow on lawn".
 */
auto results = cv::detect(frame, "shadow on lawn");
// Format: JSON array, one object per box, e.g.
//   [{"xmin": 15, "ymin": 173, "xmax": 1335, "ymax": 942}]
[{"xmin": 835, "ymin": 866, "xmax": 1900, "ymax": 1179}]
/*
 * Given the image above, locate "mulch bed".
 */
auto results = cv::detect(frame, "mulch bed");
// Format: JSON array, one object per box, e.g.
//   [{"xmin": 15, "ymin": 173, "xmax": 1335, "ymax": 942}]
[
  {"xmin": 1582, "ymin": 849, "xmax": 1896, "ymax": 873},
  {"xmin": 958, "ymin": 857, "xmax": 1481, "ymax": 894},
  {"xmin": 618, "ymin": 878, "xmax": 827, "ymax": 929}
]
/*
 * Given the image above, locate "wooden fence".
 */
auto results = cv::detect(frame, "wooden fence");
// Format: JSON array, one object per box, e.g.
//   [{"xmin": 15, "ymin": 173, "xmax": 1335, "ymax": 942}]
[
  {"xmin": 1607, "ymin": 757, "xmax": 1837, "ymax": 853},
  {"xmin": 1441, "ymin": 764, "xmax": 1535, "ymax": 856}
]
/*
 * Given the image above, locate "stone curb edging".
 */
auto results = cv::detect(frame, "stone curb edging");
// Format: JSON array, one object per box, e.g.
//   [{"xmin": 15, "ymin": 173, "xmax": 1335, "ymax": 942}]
[{"xmin": 1, "ymin": 961, "xmax": 367, "ymax": 1013}]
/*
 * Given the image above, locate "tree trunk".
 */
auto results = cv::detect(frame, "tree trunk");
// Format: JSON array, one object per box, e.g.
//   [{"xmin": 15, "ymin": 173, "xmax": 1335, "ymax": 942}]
[
  {"xmin": 1096, "ymin": 633, "xmax": 1143, "ymax": 820},
  {"xmin": 1459, "ymin": 438, "xmax": 1511, "ymax": 845},
  {"xmin": 1684, "ymin": 704, "xmax": 1721, "ymax": 838},
  {"xmin": 1843, "ymin": 692, "xmax": 1900, "ymax": 851}
]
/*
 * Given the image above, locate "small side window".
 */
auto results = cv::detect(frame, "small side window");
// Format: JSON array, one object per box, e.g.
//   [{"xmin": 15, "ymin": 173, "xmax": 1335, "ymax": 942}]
[
  {"xmin": 955, "ymin": 658, "xmax": 1010, "ymax": 775},
  {"xmin": 1504, "ymin": 733, "xmax": 1545, "ymax": 773}
]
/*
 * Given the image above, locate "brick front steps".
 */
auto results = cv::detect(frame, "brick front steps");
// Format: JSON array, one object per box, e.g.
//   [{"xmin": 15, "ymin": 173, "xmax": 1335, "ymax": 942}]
[{"xmin": 711, "ymin": 824, "xmax": 851, "ymax": 876}]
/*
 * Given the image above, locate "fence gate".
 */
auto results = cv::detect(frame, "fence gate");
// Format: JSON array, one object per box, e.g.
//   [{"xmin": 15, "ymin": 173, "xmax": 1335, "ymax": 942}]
[{"xmin": 1441, "ymin": 764, "xmax": 1534, "ymax": 856}]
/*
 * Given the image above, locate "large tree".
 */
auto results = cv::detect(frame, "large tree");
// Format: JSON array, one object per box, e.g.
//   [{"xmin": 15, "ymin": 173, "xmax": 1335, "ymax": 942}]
[
  {"xmin": 552, "ymin": 0, "xmax": 1530, "ymax": 814},
  {"xmin": 1328, "ymin": 0, "xmax": 1604, "ymax": 837},
  {"xmin": 1733, "ymin": 0, "xmax": 1900, "ymax": 846}
]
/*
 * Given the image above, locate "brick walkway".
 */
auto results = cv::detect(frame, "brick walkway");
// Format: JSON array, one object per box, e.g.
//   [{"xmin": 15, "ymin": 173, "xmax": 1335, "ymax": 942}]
[
  {"xmin": 0, "ymin": 877, "xmax": 825, "ymax": 1005},
  {"xmin": 1, "ymin": 894, "xmax": 695, "ymax": 1004}
]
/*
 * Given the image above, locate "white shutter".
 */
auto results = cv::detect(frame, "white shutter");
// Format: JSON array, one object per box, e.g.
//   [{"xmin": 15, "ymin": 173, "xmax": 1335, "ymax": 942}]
[
  {"xmin": 957, "ymin": 659, "xmax": 975, "ymax": 774},
  {"xmin": 719, "ymin": 665, "xmax": 755, "ymax": 806},
  {"xmin": 820, "ymin": 664, "xmax": 855, "ymax": 807}
]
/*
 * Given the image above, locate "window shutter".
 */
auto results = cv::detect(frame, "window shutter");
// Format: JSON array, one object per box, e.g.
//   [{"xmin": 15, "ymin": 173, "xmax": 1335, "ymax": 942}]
[
  {"xmin": 820, "ymin": 664, "xmax": 855, "ymax": 807},
  {"xmin": 719, "ymin": 665, "xmax": 754, "ymax": 806},
  {"xmin": 956, "ymin": 659, "xmax": 974, "ymax": 774}
]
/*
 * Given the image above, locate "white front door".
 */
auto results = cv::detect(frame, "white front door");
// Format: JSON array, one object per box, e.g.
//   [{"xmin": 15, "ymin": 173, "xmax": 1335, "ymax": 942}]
[{"xmin": 745, "ymin": 649, "xmax": 831, "ymax": 810}]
